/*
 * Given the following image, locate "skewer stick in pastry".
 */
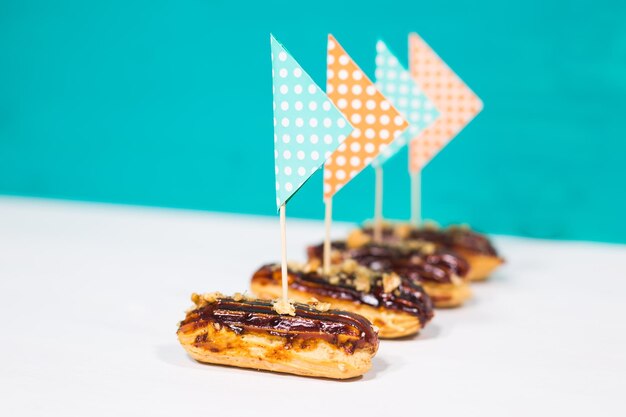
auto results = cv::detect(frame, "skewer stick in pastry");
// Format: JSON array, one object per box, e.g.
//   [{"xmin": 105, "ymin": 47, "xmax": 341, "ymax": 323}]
[
  {"xmin": 177, "ymin": 36, "xmax": 379, "ymax": 380},
  {"xmin": 406, "ymin": 31, "xmax": 484, "ymax": 231},
  {"xmin": 320, "ymin": 34, "xmax": 410, "ymax": 274},
  {"xmin": 251, "ymin": 260, "xmax": 434, "ymax": 338},
  {"xmin": 269, "ymin": 33, "xmax": 352, "ymax": 302},
  {"xmin": 178, "ymin": 293, "xmax": 379, "ymax": 379},
  {"xmin": 362, "ymin": 222, "xmax": 504, "ymax": 281},
  {"xmin": 370, "ymin": 40, "xmax": 441, "ymax": 240},
  {"xmin": 308, "ymin": 229, "xmax": 472, "ymax": 308}
]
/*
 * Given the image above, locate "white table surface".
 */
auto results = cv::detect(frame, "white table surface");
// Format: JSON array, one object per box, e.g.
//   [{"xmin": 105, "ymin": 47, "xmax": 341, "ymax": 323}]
[{"xmin": 0, "ymin": 197, "xmax": 624, "ymax": 416}]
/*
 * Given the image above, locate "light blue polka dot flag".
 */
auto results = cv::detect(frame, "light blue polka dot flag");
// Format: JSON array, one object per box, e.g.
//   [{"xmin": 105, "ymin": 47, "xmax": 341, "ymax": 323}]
[
  {"xmin": 271, "ymin": 35, "xmax": 353, "ymax": 209},
  {"xmin": 372, "ymin": 40, "xmax": 440, "ymax": 167}
]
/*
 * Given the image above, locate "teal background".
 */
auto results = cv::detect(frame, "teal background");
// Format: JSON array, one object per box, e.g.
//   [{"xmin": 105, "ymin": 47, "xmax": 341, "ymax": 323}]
[{"xmin": 1, "ymin": 1, "xmax": 625, "ymax": 243}]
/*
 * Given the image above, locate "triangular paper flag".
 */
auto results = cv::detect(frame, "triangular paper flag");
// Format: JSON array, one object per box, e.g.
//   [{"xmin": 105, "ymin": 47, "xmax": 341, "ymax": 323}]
[
  {"xmin": 372, "ymin": 40, "xmax": 440, "ymax": 167},
  {"xmin": 324, "ymin": 34, "xmax": 409, "ymax": 198},
  {"xmin": 271, "ymin": 35, "xmax": 353, "ymax": 208},
  {"xmin": 408, "ymin": 33, "xmax": 483, "ymax": 172}
]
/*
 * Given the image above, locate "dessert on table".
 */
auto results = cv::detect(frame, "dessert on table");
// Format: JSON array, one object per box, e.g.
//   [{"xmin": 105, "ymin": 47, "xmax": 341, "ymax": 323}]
[
  {"xmin": 176, "ymin": 33, "xmax": 494, "ymax": 380},
  {"xmin": 177, "ymin": 293, "xmax": 379, "ymax": 379},
  {"xmin": 361, "ymin": 222, "xmax": 504, "ymax": 282},
  {"xmin": 308, "ymin": 228, "xmax": 472, "ymax": 308},
  {"xmin": 251, "ymin": 259, "xmax": 434, "ymax": 338}
]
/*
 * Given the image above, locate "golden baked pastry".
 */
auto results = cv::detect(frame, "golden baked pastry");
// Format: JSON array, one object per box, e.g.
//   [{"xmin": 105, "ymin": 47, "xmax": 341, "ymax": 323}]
[
  {"xmin": 307, "ymin": 232, "xmax": 472, "ymax": 308},
  {"xmin": 250, "ymin": 261, "xmax": 434, "ymax": 338},
  {"xmin": 361, "ymin": 222, "xmax": 504, "ymax": 281},
  {"xmin": 451, "ymin": 247, "xmax": 504, "ymax": 282},
  {"xmin": 177, "ymin": 293, "xmax": 379, "ymax": 379}
]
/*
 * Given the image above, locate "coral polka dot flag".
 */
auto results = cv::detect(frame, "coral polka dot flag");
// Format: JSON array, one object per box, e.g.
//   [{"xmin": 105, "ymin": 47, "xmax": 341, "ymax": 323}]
[
  {"xmin": 271, "ymin": 35, "xmax": 354, "ymax": 209},
  {"xmin": 372, "ymin": 40, "xmax": 440, "ymax": 167},
  {"xmin": 323, "ymin": 34, "xmax": 409, "ymax": 199},
  {"xmin": 408, "ymin": 32, "xmax": 483, "ymax": 172}
]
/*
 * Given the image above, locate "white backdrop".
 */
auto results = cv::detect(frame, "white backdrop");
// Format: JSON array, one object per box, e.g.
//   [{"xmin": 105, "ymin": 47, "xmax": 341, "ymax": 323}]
[{"xmin": 1, "ymin": 197, "xmax": 624, "ymax": 416}]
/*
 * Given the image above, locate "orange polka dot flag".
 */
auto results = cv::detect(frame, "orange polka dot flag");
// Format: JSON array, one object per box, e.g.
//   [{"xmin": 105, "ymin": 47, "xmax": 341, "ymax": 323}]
[
  {"xmin": 324, "ymin": 34, "xmax": 409, "ymax": 199},
  {"xmin": 408, "ymin": 33, "xmax": 483, "ymax": 172}
]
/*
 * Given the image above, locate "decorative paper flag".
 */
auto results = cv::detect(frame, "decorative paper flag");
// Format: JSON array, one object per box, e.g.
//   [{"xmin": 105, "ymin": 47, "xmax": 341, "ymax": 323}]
[
  {"xmin": 372, "ymin": 40, "xmax": 440, "ymax": 167},
  {"xmin": 324, "ymin": 34, "xmax": 409, "ymax": 198},
  {"xmin": 271, "ymin": 35, "xmax": 353, "ymax": 208},
  {"xmin": 408, "ymin": 33, "xmax": 483, "ymax": 172}
]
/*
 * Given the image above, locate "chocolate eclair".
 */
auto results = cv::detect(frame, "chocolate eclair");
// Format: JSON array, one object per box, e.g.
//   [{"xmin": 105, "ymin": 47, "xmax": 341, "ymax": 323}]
[
  {"xmin": 251, "ymin": 260, "xmax": 434, "ymax": 338},
  {"xmin": 307, "ymin": 235, "xmax": 471, "ymax": 308},
  {"xmin": 177, "ymin": 293, "xmax": 379, "ymax": 379},
  {"xmin": 362, "ymin": 222, "xmax": 504, "ymax": 281}
]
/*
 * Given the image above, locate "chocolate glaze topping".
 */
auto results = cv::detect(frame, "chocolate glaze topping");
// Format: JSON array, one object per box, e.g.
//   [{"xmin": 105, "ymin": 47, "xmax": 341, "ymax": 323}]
[
  {"xmin": 178, "ymin": 297, "xmax": 378, "ymax": 352},
  {"xmin": 252, "ymin": 264, "xmax": 434, "ymax": 326},
  {"xmin": 416, "ymin": 227, "xmax": 499, "ymax": 256},
  {"xmin": 307, "ymin": 241, "xmax": 469, "ymax": 285},
  {"xmin": 363, "ymin": 224, "xmax": 500, "ymax": 257}
]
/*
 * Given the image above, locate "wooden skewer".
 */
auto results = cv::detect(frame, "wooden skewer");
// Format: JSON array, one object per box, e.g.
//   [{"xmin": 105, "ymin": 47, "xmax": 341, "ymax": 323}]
[
  {"xmin": 410, "ymin": 171, "xmax": 421, "ymax": 226},
  {"xmin": 323, "ymin": 197, "xmax": 332, "ymax": 276},
  {"xmin": 374, "ymin": 166, "xmax": 383, "ymax": 243},
  {"xmin": 279, "ymin": 203, "xmax": 288, "ymax": 302}
]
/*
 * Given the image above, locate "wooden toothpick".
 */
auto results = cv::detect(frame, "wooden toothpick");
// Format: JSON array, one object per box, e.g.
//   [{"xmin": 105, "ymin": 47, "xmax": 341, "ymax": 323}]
[
  {"xmin": 323, "ymin": 197, "xmax": 333, "ymax": 276},
  {"xmin": 279, "ymin": 204, "xmax": 288, "ymax": 302},
  {"xmin": 374, "ymin": 166, "xmax": 384, "ymax": 242},
  {"xmin": 410, "ymin": 171, "xmax": 421, "ymax": 226}
]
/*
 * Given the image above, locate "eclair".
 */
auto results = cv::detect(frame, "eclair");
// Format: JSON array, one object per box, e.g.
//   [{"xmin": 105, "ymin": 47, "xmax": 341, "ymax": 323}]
[
  {"xmin": 177, "ymin": 293, "xmax": 379, "ymax": 379},
  {"xmin": 307, "ymin": 233, "xmax": 472, "ymax": 308},
  {"xmin": 251, "ymin": 260, "xmax": 434, "ymax": 338},
  {"xmin": 363, "ymin": 222, "xmax": 504, "ymax": 281}
]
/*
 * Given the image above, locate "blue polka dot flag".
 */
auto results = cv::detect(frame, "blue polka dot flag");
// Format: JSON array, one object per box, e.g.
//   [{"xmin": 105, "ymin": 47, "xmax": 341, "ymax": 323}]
[
  {"xmin": 271, "ymin": 35, "xmax": 353, "ymax": 209},
  {"xmin": 372, "ymin": 40, "xmax": 440, "ymax": 167}
]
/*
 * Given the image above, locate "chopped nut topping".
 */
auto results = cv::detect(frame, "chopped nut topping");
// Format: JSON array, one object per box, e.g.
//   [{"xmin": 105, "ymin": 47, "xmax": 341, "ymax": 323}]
[
  {"xmin": 272, "ymin": 299, "xmax": 296, "ymax": 316},
  {"xmin": 315, "ymin": 302, "xmax": 331, "ymax": 312},
  {"xmin": 287, "ymin": 261, "xmax": 305, "ymax": 272},
  {"xmin": 382, "ymin": 273, "xmax": 401, "ymax": 293},
  {"xmin": 190, "ymin": 292, "xmax": 256, "ymax": 309},
  {"xmin": 346, "ymin": 229, "xmax": 372, "ymax": 249},
  {"xmin": 354, "ymin": 270, "xmax": 371, "ymax": 293},
  {"xmin": 341, "ymin": 259, "xmax": 358, "ymax": 274},
  {"xmin": 191, "ymin": 291, "xmax": 224, "ymax": 307},
  {"xmin": 306, "ymin": 297, "xmax": 332, "ymax": 312},
  {"xmin": 292, "ymin": 255, "xmax": 383, "ymax": 295},
  {"xmin": 423, "ymin": 220, "xmax": 440, "ymax": 230},
  {"xmin": 405, "ymin": 240, "xmax": 437, "ymax": 254},
  {"xmin": 330, "ymin": 249, "xmax": 343, "ymax": 263},
  {"xmin": 394, "ymin": 224, "xmax": 413, "ymax": 239},
  {"xmin": 202, "ymin": 292, "xmax": 223, "ymax": 303},
  {"xmin": 323, "ymin": 261, "xmax": 379, "ymax": 293},
  {"xmin": 213, "ymin": 322, "xmax": 222, "ymax": 331},
  {"xmin": 190, "ymin": 293, "xmax": 201, "ymax": 305},
  {"xmin": 304, "ymin": 258, "xmax": 321, "ymax": 273},
  {"xmin": 422, "ymin": 242, "xmax": 437, "ymax": 254}
]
